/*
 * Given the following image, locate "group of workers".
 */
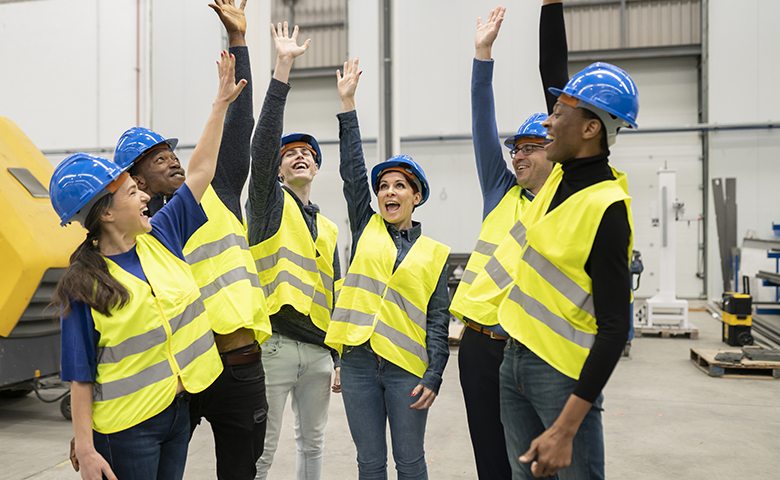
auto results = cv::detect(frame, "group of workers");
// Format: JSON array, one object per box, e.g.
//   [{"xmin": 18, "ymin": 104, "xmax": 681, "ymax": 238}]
[{"xmin": 48, "ymin": 0, "xmax": 639, "ymax": 479}]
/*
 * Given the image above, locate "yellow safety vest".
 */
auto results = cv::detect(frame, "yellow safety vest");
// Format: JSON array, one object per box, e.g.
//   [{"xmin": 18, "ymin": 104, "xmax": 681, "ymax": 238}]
[
  {"xmin": 183, "ymin": 186, "xmax": 271, "ymax": 345},
  {"xmin": 494, "ymin": 164, "xmax": 633, "ymax": 380},
  {"xmin": 325, "ymin": 214, "xmax": 450, "ymax": 378},
  {"xmin": 92, "ymin": 235, "xmax": 222, "ymax": 434},
  {"xmin": 249, "ymin": 189, "xmax": 338, "ymax": 332},
  {"xmin": 449, "ymin": 185, "xmax": 528, "ymax": 325}
]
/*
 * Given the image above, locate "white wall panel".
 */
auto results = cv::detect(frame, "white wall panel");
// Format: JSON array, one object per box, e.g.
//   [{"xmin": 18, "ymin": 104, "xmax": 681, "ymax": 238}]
[
  {"xmin": 149, "ymin": 0, "xmax": 225, "ymax": 147},
  {"xmin": 0, "ymin": 0, "xmax": 138, "ymax": 152},
  {"xmin": 394, "ymin": 0, "xmax": 547, "ymax": 141},
  {"xmin": 707, "ymin": 0, "xmax": 780, "ymax": 298}
]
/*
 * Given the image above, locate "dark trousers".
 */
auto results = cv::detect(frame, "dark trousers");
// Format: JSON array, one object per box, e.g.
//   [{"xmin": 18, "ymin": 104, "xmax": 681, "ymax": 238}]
[
  {"xmin": 458, "ymin": 325, "xmax": 512, "ymax": 480},
  {"xmin": 190, "ymin": 356, "xmax": 268, "ymax": 480}
]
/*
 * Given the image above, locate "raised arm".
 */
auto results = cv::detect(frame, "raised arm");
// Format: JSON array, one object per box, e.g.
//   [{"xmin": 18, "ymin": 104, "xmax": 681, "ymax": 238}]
[
  {"xmin": 185, "ymin": 50, "xmax": 246, "ymax": 203},
  {"xmin": 540, "ymin": 0, "xmax": 568, "ymax": 114},
  {"xmin": 209, "ymin": 0, "xmax": 254, "ymax": 222},
  {"xmin": 336, "ymin": 57, "xmax": 374, "ymax": 239},
  {"xmin": 247, "ymin": 22, "xmax": 309, "ymax": 243},
  {"xmin": 472, "ymin": 7, "xmax": 516, "ymax": 220}
]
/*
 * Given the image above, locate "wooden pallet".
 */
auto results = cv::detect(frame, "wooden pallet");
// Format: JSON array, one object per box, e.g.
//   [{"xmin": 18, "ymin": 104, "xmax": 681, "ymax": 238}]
[
  {"xmin": 690, "ymin": 348, "xmax": 780, "ymax": 379},
  {"xmin": 635, "ymin": 325, "xmax": 698, "ymax": 339}
]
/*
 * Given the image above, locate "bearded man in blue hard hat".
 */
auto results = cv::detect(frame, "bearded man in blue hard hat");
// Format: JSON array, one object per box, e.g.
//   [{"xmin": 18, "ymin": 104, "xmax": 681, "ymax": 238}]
[
  {"xmin": 108, "ymin": 3, "xmax": 273, "ymax": 480},
  {"xmin": 448, "ymin": 2, "xmax": 568, "ymax": 478},
  {"xmin": 246, "ymin": 21, "xmax": 341, "ymax": 480},
  {"xmin": 468, "ymin": 60, "xmax": 639, "ymax": 479}
]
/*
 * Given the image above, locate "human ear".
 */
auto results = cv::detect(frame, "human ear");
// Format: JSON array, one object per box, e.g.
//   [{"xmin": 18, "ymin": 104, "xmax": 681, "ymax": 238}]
[
  {"xmin": 413, "ymin": 192, "xmax": 422, "ymax": 206},
  {"xmin": 131, "ymin": 174, "xmax": 146, "ymax": 190},
  {"xmin": 582, "ymin": 118, "xmax": 602, "ymax": 141}
]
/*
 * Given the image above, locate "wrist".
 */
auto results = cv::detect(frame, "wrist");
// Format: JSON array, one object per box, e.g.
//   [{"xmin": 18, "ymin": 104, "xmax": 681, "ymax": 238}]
[
  {"xmin": 550, "ymin": 417, "xmax": 580, "ymax": 439},
  {"xmin": 475, "ymin": 45, "xmax": 492, "ymax": 61},
  {"xmin": 341, "ymin": 97, "xmax": 356, "ymax": 112},
  {"xmin": 228, "ymin": 31, "xmax": 247, "ymax": 47}
]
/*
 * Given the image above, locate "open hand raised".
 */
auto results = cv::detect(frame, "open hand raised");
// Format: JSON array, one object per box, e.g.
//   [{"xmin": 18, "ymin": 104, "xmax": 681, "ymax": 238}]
[
  {"xmin": 475, "ymin": 6, "xmax": 506, "ymax": 59},
  {"xmin": 209, "ymin": 0, "xmax": 248, "ymax": 36},
  {"xmin": 272, "ymin": 21, "xmax": 311, "ymax": 61}
]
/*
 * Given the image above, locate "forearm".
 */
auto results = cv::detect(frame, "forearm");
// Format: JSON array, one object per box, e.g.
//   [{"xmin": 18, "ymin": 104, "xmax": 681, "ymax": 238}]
[
  {"xmin": 573, "ymin": 201, "xmax": 631, "ymax": 402},
  {"xmin": 186, "ymin": 100, "xmax": 231, "ymax": 202},
  {"xmin": 212, "ymin": 46, "xmax": 254, "ymax": 221},
  {"xmin": 421, "ymin": 267, "xmax": 450, "ymax": 394},
  {"xmin": 71, "ymin": 381, "xmax": 96, "ymax": 456},
  {"xmin": 548, "ymin": 394, "xmax": 592, "ymax": 440},
  {"xmin": 540, "ymin": 2, "xmax": 569, "ymax": 114},
  {"xmin": 471, "ymin": 59, "xmax": 516, "ymax": 219},
  {"xmin": 248, "ymin": 79, "xmax": 290, "ymax": 241},
  {"xmin": 337, "ymin": 110, "xmax": 375, "ymax": 235},
  {"xmin": 273, "ymin": 55, "xmax": 294, "ymax": 84}
]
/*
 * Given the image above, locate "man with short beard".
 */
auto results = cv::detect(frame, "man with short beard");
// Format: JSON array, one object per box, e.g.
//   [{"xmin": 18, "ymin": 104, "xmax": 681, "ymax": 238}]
[{"xmin": 449, "ymin": 2, "xmax": 566, "ymax": 478}]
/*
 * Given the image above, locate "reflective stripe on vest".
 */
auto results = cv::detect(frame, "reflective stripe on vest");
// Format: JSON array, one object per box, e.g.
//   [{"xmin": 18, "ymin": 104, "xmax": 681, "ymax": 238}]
[
  {"xmin": 325, "ymin": 214, "xmax": 450, "ymax": 378},
  {"xmin": 497, "ymin": 164, "xmax": 634, "ymax": 380},
  {"xmin": 91, "ymin": 235, "xmax": 222, "ymax": 434},
  {"xmin": 450, "ymin": 186, "xmax": 527, "ymax": 325},
  {"xmin": 183, "ymin": 186, "xmax": 271, "ymax": 345},
  {"xmin": 249, "ymin": 189, "xmax": 338, "ymax": 333}
]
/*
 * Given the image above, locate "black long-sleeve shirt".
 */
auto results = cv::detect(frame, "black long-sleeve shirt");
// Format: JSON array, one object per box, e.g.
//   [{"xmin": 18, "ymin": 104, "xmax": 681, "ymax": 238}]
[
  {"xmin": 547, "ymin": 152, "xmax": 631, "ymax": 403},
  {"xmin": 148, "ymin": 46, "xmax": 253, "ymax": 220}
]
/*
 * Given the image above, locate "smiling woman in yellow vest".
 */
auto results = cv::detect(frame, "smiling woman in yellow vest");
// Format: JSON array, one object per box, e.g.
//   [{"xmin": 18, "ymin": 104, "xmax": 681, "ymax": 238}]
[
  {"xmin": 50, "ymin": 52, "xmax": 245, "ymax": 480},
  {"xmin": 327, "ymin": 58, "xmax": 451, "ymax": 480}
]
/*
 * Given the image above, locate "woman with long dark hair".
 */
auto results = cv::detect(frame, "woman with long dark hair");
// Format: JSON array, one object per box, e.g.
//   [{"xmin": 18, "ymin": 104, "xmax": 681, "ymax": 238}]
[{"xmin": 51, "ymin": 51, "xmax": 245, "ymax": 480}]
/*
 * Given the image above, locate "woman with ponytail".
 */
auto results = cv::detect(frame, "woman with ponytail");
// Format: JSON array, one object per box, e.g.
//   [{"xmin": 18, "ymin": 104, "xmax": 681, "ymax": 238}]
[{"xmin": 51, "ymin": 51, "xmax": 245, "ymax": 480}]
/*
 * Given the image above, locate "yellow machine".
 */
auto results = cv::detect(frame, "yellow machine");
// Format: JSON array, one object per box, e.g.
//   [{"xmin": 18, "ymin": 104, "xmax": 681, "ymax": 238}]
[
  {"xmin": 722, "ymin": 292, "xmax": 753, "ymax": 347},
  {"xmin": 0, "ymin": 116, "xmax": 83, "ymax": 407}
]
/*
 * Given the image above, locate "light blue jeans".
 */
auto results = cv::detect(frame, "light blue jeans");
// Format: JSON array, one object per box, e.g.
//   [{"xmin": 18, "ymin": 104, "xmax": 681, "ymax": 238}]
[
  {"xmin": 340, "ymin": 343, "xmax": 429, "ymax": 480},
  {"xmin": 500, "ymin": 338, "xmax": 605, "ymax": 480},
  {"xmin": 255, "ymin": 333, "xmax": 332, "ymax": 480}
]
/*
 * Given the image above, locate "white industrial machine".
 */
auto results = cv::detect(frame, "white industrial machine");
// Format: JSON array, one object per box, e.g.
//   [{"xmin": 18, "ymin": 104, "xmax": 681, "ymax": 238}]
[{"xmin": 644, "ymin": 167, "xmax": 690, "ymax": 328}]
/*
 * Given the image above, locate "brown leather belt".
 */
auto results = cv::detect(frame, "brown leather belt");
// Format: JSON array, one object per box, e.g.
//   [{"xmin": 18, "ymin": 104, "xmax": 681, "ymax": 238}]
[
  {"xmin": 223, "ymin": 349, "xmax": 261, "ymax": 366},
  {"xmin": 467, "ymin": 320, "xmax": 508, "ymax": 341}
]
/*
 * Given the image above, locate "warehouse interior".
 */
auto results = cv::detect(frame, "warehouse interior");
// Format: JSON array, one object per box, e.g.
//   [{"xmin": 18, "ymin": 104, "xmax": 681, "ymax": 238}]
[{"xmin": 1, "ymin": 0, "xmax": 779, "ymax": 479}]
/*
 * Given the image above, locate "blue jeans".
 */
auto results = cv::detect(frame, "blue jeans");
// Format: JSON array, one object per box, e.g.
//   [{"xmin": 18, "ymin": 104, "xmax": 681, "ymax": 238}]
[
  {"xmin": 93, "ymin": 391, "xmax": 191, "ymax": 480},
  {"xmin": 341, "ymin": 343, "xmax": 429, "ymax": 480},
  {"xmin": 500, "ymin": 339, "xmax": 605, "ymax": 480}
]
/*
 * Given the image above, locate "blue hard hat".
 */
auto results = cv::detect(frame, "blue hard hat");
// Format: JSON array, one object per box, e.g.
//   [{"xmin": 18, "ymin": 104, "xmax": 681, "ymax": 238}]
[
  {"xmin": 549, "ymin": 62, "xmax": 639, "ymax": 132},
  {"xmin": 281, "ymin": 133, "xmax": 322, "ymax": 167},
  {"xmin": 504, "ymin": 113, "xmax": 548, "ymax": 148},
  {"xmin": 370, "ymin": 155, "xmax": 430, "ymax": 207},
  {"xmin": 113, "ymin": 127, "xmax": 178, "ymax": 171},
  {"xmin": 50, "ymin": 153, "xmax": 127, "ymax": 227}
]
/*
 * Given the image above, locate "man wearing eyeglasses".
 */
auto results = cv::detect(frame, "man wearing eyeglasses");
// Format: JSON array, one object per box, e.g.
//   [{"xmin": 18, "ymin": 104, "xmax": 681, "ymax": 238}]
[{"xmin": 449, "ymin": 2, "xmax": 568, "ymax": 478}]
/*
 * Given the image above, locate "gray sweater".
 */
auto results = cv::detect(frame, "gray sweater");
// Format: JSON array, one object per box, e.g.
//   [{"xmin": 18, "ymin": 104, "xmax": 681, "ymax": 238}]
[{"xmin": 247, "ymin": 78, "xmax": 341, "ymax": 365}]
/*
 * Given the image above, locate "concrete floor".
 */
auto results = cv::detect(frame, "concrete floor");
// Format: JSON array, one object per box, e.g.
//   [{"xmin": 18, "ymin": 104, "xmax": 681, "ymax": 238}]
[{"xmin": 2, "ymin": 304, "xmax": 779, "ymax": 479}]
